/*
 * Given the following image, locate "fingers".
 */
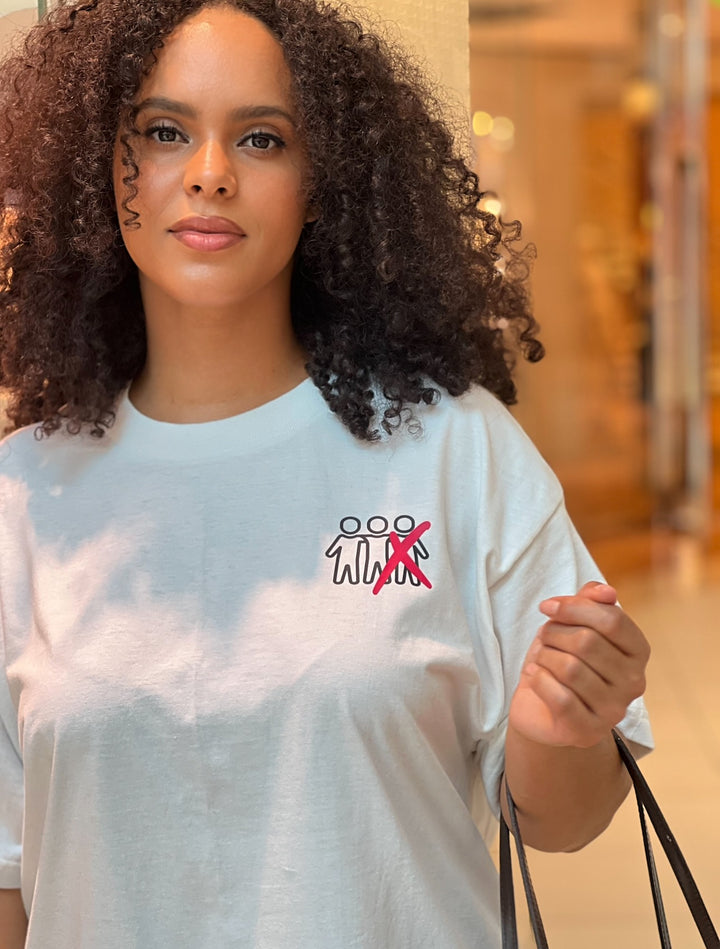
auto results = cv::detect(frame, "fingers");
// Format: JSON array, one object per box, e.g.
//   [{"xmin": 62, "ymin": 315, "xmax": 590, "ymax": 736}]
[
  {"xmin": 538, "ymin": 588, "xmax": 650, "ymax": 662},
  {"xmin": 540, "ymin": 581, "xmax": 616, "ymax": 614},
  {"xmin": 539, "ymin": 621, "xmax": 647, "ymax": 695},
  {"xmin": 526, "ymin": 641, "xmax": 639, "ymax": 726},
  {"xmin": 538, "ymin": 622, "xmax": 619, "ymax": 684},
  {"xmin": 578, "ymin": 580, "xmax": 618, "ymax": 605},
  {"xmin": 519, "ymin": 662, "xmax": 608, "ymax": 747},
  {"xmin": 515, "ymin": 582, "xmax": 652, "ymax": 749}
]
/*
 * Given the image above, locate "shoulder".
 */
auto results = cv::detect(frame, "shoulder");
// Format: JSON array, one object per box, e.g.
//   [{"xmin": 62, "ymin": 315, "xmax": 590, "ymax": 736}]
[
  {"xmin": 417, "ymin": 383, "xmax": 531, "ymax": 443},
  {"xmin": 0, "ymin": 419, "xmax": 63, "ymax": 470},
  {"xmin": 0, "ymin": 420, "xmax": 106, "ymax": 502},
  {"xmin": 436, "ymin": 384, "xmax": 541, "ymax": 448},
  {"xmin": 414, "ymin": 386, "xmax": 566, "ymax": 559},
  {"xmin": 420, "ymin": 385, "xmax": 561, "ymax": 495},
  {"xmin": 0, "ymin": 425, "xmax": 46, "ymax": 539},
  {"xmin": 0, "ymin": 423, "xmax": 44, "ymax": 486}
]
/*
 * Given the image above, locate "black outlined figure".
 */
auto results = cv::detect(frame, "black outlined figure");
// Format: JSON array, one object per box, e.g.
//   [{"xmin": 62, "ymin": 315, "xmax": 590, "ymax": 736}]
[
  {"xmin": 391, "ymin": 515, "xmax": 430, "ymax": 586},
  {"xmin": 363, "ymin": 516, "xmax": 391, "ymax": 587},
  {"xmin": 372, "ymin": 521, "xmax": 432, "ymax": 595},
  {"xmin": 326, "ymin": 514, "xmax": 432, "ymax": 591},
  {"xmin": 325, "ymin": 516, "xmax": 368, "ymax": 585}
]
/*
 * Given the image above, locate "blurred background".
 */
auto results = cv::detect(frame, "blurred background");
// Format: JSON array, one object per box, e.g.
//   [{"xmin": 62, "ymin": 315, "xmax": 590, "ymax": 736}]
[
  {"xmin": 1, "ymin": 0, "xmax": 718, "ymax": 945},
  {"xmin": 468, "ymin": 3, "xmax": 720, "ymax": 945},
  {"xmin": 471, "ymin": 0, "xmax": 718, "ymax": 580}
]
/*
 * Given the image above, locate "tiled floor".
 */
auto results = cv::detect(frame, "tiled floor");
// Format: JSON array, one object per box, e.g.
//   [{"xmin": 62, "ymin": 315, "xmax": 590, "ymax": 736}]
[{"xmin": 511, "ymin": 544, "xmax": 720, "ymax": 948}]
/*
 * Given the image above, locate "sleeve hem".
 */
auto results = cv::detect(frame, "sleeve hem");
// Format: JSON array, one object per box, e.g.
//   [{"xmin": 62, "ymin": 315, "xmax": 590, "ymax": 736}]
[
  {"xmin": 614, "ymin": 698, "xmax": 654, "ymax": 759},
  {"xmin": 0, "ymin": 861, "xmax": 21, "ymax": 888}
]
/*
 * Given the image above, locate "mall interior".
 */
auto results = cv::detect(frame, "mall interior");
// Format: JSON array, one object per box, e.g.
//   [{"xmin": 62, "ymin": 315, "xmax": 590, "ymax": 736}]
[
  {"xmin": 468, "ymin": 5, "xmax": 720, "ymax": 944},
  {"xmin": 0, "ymin": 0, "xmax": 718, "ymax": 945}
]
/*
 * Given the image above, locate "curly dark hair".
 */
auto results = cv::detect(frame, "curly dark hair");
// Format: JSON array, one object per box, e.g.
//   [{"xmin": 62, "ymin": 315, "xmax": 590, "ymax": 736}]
[{"xmin": 0, "ymin": 0, "xmax": 543, "ymax": 440}]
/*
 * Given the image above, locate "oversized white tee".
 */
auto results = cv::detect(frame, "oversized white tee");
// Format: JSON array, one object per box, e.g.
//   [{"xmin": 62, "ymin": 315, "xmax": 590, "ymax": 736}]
[{"xmin": 0, "ymin": 380, "xmax": 652, "ymax": 948}]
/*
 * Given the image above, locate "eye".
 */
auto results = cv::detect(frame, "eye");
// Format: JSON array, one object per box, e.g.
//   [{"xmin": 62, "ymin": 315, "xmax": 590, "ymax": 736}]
[
  {"xmin": 145, "ymin": 123, "xmax": 185, "ymax": 144},
  {"xmin": 142, "ymin": 124, "xmax": 286, "ymax": 151},
  {"xmin": 241, "ymin": 130, "xmax": 286, "ymax": 152}
]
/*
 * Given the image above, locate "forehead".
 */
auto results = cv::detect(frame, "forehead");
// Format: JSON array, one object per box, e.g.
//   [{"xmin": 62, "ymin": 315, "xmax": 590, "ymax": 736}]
[{"xmin": 138, "ymin": 6, "xmax": 293, "ymax": 104}]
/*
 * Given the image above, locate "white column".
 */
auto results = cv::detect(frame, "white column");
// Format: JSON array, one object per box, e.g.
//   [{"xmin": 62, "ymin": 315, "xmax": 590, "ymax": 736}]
[{"xmin": 649, "ymin": 0, "xmax": 710, "ymax": 538}]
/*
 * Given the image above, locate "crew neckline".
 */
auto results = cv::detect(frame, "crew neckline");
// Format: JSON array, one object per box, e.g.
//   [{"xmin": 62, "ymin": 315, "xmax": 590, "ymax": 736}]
[{"xmin": 110, "ymin": 377, "xmax": 330, "ymax": 459}]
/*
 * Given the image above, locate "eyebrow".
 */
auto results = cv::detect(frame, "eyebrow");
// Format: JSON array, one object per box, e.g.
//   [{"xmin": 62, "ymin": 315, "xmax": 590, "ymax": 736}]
[{"xmin": 135, "ymin": 96, "xmax": 296, "ymax": 127}]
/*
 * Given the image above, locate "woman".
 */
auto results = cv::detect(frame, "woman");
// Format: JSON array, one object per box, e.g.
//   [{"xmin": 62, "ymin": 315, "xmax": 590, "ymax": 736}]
[{"xmin": 0, "ymin": 0, "xmax": 652, "ymax": 946}]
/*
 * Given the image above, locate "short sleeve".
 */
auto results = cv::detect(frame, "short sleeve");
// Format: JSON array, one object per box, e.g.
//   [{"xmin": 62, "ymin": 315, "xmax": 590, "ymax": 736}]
[
  {"xmin": 476, "ymin": 499, "xmax": 654, "ymax": 818},
  {"xmin": 0, "ymin": 659, "xmax": 23, "ymax": 888},
  {"xmin": 0, "ymin": 463, "xmax": 23, "ymax": 887}
]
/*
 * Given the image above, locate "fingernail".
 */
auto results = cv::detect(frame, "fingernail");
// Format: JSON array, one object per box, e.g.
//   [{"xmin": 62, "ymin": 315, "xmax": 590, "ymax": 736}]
[{"xmin": 540, "ymin": 599, "xmax": 560, "ymax": 616}]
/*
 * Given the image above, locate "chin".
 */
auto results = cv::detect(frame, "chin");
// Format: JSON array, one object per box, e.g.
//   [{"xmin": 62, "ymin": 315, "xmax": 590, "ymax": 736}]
[{"xmin": 153, "ymin": 280, "xmax": 260, "ymax": 311}]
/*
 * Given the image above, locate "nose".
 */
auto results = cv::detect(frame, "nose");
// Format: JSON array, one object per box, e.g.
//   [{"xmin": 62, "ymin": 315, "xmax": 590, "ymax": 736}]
[{"xmin": 183, "ymin": 139, "xmax": 238, "ymax": 198}]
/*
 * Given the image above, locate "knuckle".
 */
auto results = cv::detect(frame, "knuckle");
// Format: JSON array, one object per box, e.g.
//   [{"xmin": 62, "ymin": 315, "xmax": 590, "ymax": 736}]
[
  {"xmin": 558, "ymin": 686, "xmax": 578, "ymax": 716},
  {"xmin": 563, "ymin": 654, "xmax": 586, "ymax": 687},
  {"xmin": 630, "ymin": 671, "xmax": 647, "ymax": 698},
  {"xmin": 599, "ymin": 611, "xmax": 621, "ymax": 638},
  {"xmin": 575, "ymin": 627, "xmax": 596, "ymax": 658},
  {"xmin": 554, "ymin": 689, "xmax": 575, "ymax": 713}
]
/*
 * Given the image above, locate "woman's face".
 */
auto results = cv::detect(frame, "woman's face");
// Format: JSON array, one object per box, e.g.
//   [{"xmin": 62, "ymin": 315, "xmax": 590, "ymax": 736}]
[{"xmin": 112, "ymin": 4, "xmax": 315, "ymax": 312}]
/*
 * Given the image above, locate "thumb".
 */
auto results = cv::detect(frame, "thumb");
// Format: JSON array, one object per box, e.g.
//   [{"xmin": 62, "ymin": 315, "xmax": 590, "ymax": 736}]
[{"xmin": 578, "ymin": 580, "xmax": 617, "ymax": 605}]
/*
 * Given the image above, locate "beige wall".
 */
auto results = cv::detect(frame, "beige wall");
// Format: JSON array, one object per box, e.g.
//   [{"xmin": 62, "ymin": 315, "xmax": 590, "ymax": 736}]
[
  {"xmin": 347, "ymin": 0, "xmax": 469, "ymax": 114},
  {"xmin": 0, "ymin": 5, "xmax": 35, "ymax": 55}
]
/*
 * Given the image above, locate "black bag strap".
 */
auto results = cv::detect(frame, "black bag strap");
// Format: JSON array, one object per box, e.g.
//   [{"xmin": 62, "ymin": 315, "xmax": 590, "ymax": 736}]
[
  {"xmin": 636, "ymin": 783, "xmax": 672, "ymax": 947},
  {"xmin": 501, "ymin": 775, "xmax": 549, "ymax": 949},
  {"xmin": 612, "ymin": 730, "xmax": 718, "ymax": 944},
  {"xmin": 499, "ymin": 730, "xmax": 720, "ymax": 949},
  {"xmin": 499, "ymin": 810, "xmax": 518, "ymax": 949}
]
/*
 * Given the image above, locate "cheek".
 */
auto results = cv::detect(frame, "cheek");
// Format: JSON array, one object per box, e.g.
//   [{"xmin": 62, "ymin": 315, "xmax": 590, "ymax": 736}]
[
  {"xmin": 253, "ymin": 176, "xmax": 311, "ymax": 237},
  {"xmin": 114, "ymin": 159, "xmax": 178, "ymax": 234}
]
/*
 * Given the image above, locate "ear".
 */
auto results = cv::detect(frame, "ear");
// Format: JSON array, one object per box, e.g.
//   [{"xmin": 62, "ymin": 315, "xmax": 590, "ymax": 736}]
[{"xmin": 304, "ymin": 205, "xmax": 320, "ymax": 224}]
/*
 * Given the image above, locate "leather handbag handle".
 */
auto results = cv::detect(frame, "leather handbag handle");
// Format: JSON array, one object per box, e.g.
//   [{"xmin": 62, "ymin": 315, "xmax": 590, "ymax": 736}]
[{"xmin": 499, "ymin": 730, "xmax": 720, "ymax": 949}]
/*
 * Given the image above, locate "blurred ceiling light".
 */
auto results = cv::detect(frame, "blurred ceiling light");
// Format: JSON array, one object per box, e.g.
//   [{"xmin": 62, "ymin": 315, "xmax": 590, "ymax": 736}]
[
  {"xmin": 622, "ymin": 79, "xmax": 661, "ymax": 120},
  {"xmin": 481, "ymin": 196, "xmax": 503, "ymax": 217},
  {"xmin": 490, "ymin": 116, "xmax": 515, "ymax": 142},
  {"xmin": 473, "ymin": 111, "xmax": 494, "ymax": 136},
  {"xmin": 658, "ymin": 12, "xmax": 685, "ymax": 37}
]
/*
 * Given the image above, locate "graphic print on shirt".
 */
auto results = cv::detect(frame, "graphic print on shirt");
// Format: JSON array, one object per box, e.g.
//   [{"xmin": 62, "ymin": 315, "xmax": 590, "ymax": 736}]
[
  {"xmin": 325, "ymin": 515, "xmax": 432, "ymax": 594},
  {"xmin": 323, "ymin": 516, "xmax": 368, "ymax": 584}
]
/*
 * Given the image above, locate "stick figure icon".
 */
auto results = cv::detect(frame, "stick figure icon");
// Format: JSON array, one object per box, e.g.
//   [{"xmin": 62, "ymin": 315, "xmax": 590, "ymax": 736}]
[
  {"xmin": 363, "ymin": 516, "xmax": 391, "ymax": 587},
  {"xmin": 391, "ymin": 515, "xmax": 430, "ymax": 586},
  {"xmin": 325, "ymin": 514, "xmax": 432, "ymax": 593},
  {"xmin": 372, "ymin": 520, "xmax": 432, "ymax": 596},
  {"xmin": 325, "ymin": 516, "xmax": 368, "ymax": 585}
]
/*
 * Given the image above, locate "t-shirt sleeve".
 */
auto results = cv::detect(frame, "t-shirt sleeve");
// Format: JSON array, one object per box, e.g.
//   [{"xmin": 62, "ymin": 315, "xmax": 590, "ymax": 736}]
[
  {"xmin": 0, "ymin": 461, "xmax": 24, "ymax": 888},
  {"xmin": 0, "ymin": 667, "xmax": 23, "ymax": 888},
  {"xmin": 476, "ymin": 498, "xmax": 654, "ymax": 819}
]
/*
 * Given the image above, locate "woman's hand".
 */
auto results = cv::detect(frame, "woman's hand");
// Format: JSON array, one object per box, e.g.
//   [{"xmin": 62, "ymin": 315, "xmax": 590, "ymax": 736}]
[{"xmin": 508, "ymin": 581, "xmax": 651, "ymax": 749}]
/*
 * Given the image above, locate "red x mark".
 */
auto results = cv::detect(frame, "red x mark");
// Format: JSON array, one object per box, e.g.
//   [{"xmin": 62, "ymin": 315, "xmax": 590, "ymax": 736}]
[{"xmin": 372, "ymin": 521, "xmax": 432, "ymax": 596}]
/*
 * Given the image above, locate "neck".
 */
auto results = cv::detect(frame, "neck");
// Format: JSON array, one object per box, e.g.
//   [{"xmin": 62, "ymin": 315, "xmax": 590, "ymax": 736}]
[{"xmin": 130, "ymin": 281, "xmax": 308, "ymax": 423}]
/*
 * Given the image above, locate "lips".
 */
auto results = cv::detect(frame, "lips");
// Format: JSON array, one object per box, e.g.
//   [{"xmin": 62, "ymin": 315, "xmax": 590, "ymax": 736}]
[{"xmin": 169, "ymin": 215, "xmax": 245, "ymax": 236}]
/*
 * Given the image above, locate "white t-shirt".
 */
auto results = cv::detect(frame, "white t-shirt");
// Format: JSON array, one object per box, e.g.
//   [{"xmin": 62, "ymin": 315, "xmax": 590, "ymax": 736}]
[{"xmin": 0, "ymin": 380, "xmax": 652, "ymax": 948}]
